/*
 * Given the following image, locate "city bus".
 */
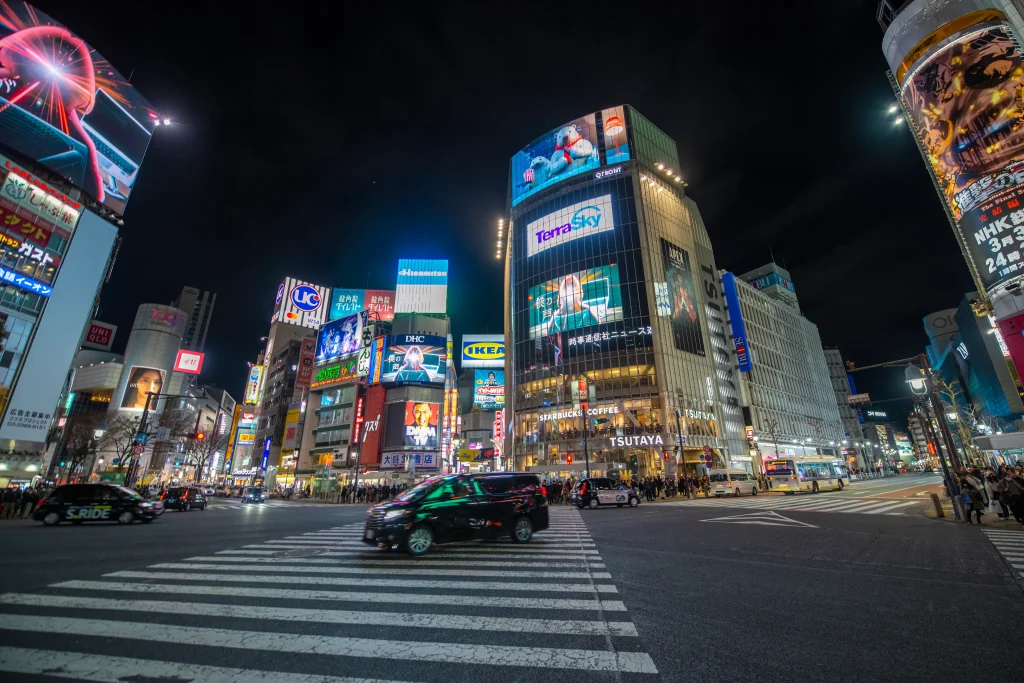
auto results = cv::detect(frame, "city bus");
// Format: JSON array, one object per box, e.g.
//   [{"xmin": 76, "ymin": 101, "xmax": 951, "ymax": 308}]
[{"xmin": 765, "ymin": 456, "xmax": 849, "ymax": 494}]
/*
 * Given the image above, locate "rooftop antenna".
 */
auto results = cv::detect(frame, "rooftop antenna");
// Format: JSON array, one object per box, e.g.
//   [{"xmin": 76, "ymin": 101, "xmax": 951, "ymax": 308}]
[{"xmin": 768, "ymin": 244, "xmax": 776, "ymax": 265}]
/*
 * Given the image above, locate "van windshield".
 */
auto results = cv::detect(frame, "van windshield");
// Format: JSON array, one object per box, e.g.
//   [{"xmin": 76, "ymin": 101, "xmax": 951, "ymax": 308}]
[{"xmin": 396, "ymin": 476, "xmax": 448, "ymax": 502}]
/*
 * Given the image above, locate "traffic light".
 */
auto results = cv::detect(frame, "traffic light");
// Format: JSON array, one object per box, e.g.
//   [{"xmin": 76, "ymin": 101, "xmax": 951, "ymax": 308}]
[
  {"xmin": 629, "ymin": 454, "xmax": 638, "ymax": 469},
  {"xmin": 195, "ymin": 432, "xmax": 206, "ymax": 441},
  {"xmin": 566, "ymin": 454, "xmax": 573, "ymax": 465},
  {"xmin": 663, "ymin": 450, "xmax": 670, "ymax": 461},
  {"xmin": 59, "ymin": 460, "xmax": 65, "ymax": 467}
]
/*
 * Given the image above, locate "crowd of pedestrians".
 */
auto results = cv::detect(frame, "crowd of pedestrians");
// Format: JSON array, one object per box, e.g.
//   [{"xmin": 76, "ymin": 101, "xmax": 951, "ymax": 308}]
[
  {"xmin": 0, "ymin": 484, "xmax": 45, "ymax": 519},
  {"xmin": 955, "ymin": 464, "xmax": 1024, "ymax": 525},
  {"xmin": 337, "ymin": 482, "xmax": 409, "ymax": 504}
]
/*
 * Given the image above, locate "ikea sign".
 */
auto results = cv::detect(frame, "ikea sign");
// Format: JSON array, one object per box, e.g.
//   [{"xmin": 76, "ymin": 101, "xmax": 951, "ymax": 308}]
[{"xmin": 461, "ymin": 334, "xmax": 504, "ymax": 368}]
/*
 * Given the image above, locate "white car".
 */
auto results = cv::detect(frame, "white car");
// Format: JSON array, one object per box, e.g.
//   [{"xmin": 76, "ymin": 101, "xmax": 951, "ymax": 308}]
[{"xmin": 202, "ymin": 486, "xmax": 216, "ymax": 496}]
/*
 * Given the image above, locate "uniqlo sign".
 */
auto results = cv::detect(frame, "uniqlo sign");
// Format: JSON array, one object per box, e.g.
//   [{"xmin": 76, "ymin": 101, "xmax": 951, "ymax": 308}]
[
  {"xmin": 82, "ymin": 320, "xmax": 116, "ymax": 352},
  {"xmin": 174, "ymin": 349, "xmax": 205, "ymax": 375}
]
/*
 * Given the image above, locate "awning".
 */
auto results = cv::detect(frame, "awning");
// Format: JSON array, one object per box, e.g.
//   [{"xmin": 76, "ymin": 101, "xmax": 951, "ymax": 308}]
[{"xmin": 975, "ymin": 433, "xmax": 1024, "ymax": 451}]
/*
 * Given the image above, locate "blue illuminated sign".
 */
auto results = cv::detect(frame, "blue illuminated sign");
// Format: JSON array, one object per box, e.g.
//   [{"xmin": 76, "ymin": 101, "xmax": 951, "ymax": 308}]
[
  {"xmin": 721, "ymin": 272, "xmax": 752, "ymax": 373},
  {"xmin": 0, "ymin": 265, "xmax": 51, "ymax": 298},
  {"xmin": 290, "ymin": 284, "xmax": 321, "ymax": 311},
  {"xmin": 261, "ymin": 437, "xmax": 271, "ymax": 471}
]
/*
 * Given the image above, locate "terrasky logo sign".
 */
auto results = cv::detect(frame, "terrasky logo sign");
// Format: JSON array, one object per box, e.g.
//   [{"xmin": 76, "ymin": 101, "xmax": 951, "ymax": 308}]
[{"xmin": 527, "ymin": 194, "xmax": 615, "ymax": 256}]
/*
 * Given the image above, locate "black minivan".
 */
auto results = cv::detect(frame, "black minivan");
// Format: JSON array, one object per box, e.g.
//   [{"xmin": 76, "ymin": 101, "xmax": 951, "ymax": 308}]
[
  {"xmin": 363, "ymin": 472, "xmax": 550, "ymax": 556},
  {"xmin": 34, "ymin": 483, "xmax": 164, "ymax": 525}
]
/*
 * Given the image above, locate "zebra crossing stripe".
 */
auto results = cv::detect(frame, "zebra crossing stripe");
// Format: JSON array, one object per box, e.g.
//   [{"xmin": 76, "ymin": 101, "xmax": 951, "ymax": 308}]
[
  {"xmin": 0, "ymin": 594, "xmax": 638, "ymax": 637},
  {"xmin": 148, "ymin": 562, "xmax": 612, "ymax": 580},
  {"xmin": 193, "ymin": 555, "xmax": 605, "ymax": 569}
]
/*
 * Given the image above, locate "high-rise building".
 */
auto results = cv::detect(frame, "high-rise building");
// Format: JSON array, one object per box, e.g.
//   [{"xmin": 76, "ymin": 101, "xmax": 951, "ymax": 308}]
[
  {"xmin": 738, "ymin": 262, "xmax": 800, "ymax": 312},
  {"xmin": 171, "ymin": 286, "xmax": 216, "ymax": 353},
  {"xmin": 823, "ymin": 347, "xmax": 867, "ymax": 468},
  {"xmin": 505, "ymin": 105, "xmax": 746, "ymax": 480}
]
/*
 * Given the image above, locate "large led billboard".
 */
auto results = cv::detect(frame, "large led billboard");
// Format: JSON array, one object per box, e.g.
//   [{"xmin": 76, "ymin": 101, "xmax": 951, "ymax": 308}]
[
  {"xmin": 380, "ymin": 334, "xmax": 447, "ymax": 385},
  {"xmin": 329, "ymin": 288, "xmax": 364, "ymax": 320},
  {"xmin": 526, "ymin": 194, "xmax": 615, "ymax": 257},
  {"xmin": 473, "ymin": 369, "xmax": 505, "ymax": 412},
  {"xmin": 315, "ymin": 311, "xmax": 365, "ymax": 364},
  {"xmin": 328, "ymin": 288, "xmax": 395, "ymax": 322},
  {"xmin": 528, "ymin": 265, "xmax": 623, "ymax": 339},
  {"xmin": 0, "ymin": 2, "xmax": 155, "ymax": 216},
  {"xmin": 601, "ymin": 106, "xmax": 630, "ymax": 165},
  {"xmin": 394, "ymin": 259, "xmax": 448, "ymax": 314},
  {"xmin": 661, "ymin": 239, "xmax": 705, "ymax": 356},
  {"xmin": 461, "ymin": 334, "xmax": 504, "ymax": 368},
  {"xmin": 384, "ymin": 401, "xmax": 439, "ymax": 449},
  {"xmin": 119, "ymin": 366, "xmax": 165, "ymax": 410},
  {"xmin": 273, "ymin": 277, "xmax": 331, "ymax": 329},
  {"xmin": 901, "ymin": 25, "xmax": 1024, "ymax": 292}
]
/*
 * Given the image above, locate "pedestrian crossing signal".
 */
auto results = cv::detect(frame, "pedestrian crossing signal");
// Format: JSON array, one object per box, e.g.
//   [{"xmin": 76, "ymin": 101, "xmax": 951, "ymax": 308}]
[{"xmin": 567, "ymin": 454, "xmax": 573, "ymax": 465}]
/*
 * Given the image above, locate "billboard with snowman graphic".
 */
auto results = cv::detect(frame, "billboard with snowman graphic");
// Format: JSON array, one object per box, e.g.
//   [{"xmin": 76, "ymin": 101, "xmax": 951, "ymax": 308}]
[{"xmin": 510, "ymin": 108, "xmax": 630, "ymax": 207}]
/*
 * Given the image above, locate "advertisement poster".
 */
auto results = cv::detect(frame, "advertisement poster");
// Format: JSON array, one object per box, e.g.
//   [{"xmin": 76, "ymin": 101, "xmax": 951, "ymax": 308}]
[
  {"xmin": 380, "ymin": 334, "xmax": 447, "ymax": 385},
  {"xmin": 395, "ymin": 259, "xmax": 448, "ymax": 314},
  {"xmin": 902, "ymin": 26, "xmax": 1024, "ymax": 291},
  {"xmin": 273, "ymin": 277, "xmax": 330, "ymax": 329},
  {"xmin": 384, "ymin": 401, "xmax": 439, "ymax": 449},
  {"xmin": 511, "ymin": 113, "xmax": 600, "ymax": 206},
  {"xmin": 315, "ymin": 311, "xmax": 365, "ymax": 364},
  {"xmin": 244, "ymin": 365, "xmax": 262, "ymax": 404},
  {"xmin": 526, "ymin": 194, "xmax": 615, "ymax": 257},
  {"xmin": 295, "ymin": 337, "xmax": 316, "ymax": 390},
  {"xmin": 83, "ymin": 320, "xmax": 116, "ymax": 351},
  {"xmin": 721, "ymin": 272, "xmax": 752, "ymax": 372},
  {"xmin": 528, "ymin": 265, "xmax": 623, "ymax": 339},
  {"xmin": 329, "ymin": 288, "xmax": 364, "ymax": 320},
  {"xmin": 359, "ymin": 385, "xmax": 386, "ymax": 464},
  {"xmin": 365, "ymin": 289, "xmax": 395, "ymax": 321},
  {"xmin": 0, "ymin": 1, "xmax": 154, "ymax": 216},
  {"xmin": 473, "ymin": 369, "xmax": 505, "ymax": 411},
  {"xmin": 601, "ymin": 106, "xmax": 630, "ymax": 165},
  {"xmin": 660, "ymin": 239, "xmax": 705, "ymax": 356},
  {"xmin": 120, "ymin": 366, "xmax": 165, "ymax": 410},
  {"xmin": 461, "ymin": 334, "xmax": 504, "ymax": 368}
]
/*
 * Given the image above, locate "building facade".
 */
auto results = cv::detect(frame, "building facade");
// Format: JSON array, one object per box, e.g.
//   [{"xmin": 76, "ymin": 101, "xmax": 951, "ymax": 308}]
[
  {"xmin": 823, "ymin": 347, "xmax": 869, "ymax": 469},
  {"xmin": 171, "ymin": 286, "xmax": 216, "ymax": 353},
  {"xmin": 505, "ymin": 105, "xmax": 746, "ymax": 481}
]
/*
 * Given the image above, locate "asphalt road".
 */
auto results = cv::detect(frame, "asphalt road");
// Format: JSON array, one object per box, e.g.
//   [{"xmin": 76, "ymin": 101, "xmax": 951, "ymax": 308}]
[{"xmin": 0, "ymin": 481, "xmax": 1020, "ymax": 683}]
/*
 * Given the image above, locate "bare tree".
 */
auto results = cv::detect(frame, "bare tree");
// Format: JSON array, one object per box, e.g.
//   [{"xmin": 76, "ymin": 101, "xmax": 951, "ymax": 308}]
[
  {"xmin": 180, "ymin": 430, "xmax": 230, "ymax": 483},
  {"xmin": 97, "ymin": 413, "xmax": 142, "ymax": 483},
  {"xmin": 59, "ymin": 422, "xmax": 98, "ymax": 483},
  {"xmin": 808, "ymin": 418, "xmax": 823, "ymax": 441},
  {"xmin": 761, "ymin": 417, "xmax": 781, "ymax": 461}
]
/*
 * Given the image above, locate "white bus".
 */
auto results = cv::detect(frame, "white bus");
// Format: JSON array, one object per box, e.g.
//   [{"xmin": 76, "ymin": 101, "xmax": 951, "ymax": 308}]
[{"xmin": 766, "ymin": 456, "xmax": 849, "ymax": 494}]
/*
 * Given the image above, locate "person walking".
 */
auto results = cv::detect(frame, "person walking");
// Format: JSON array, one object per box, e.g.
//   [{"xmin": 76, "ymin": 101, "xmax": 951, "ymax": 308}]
[
  {"xmin": 20, "ymin": 487, "xmax": 38, "ymax": 518},
  {"xmin": 960, "ymin": 480, "xmax": 985, "ymax": 524},
  {"xmin": 995, "ymin": 471, "xmax": 1024, "ymax": 524},
  {"xmin": 1, "ymin": 486, "xmax": 21, "ymax": 520}
]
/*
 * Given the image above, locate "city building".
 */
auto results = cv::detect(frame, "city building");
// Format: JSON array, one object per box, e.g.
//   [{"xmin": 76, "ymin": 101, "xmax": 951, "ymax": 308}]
[
  {"xmin": 738, "ymin": 262, "xmax": 800, "ymax": 312},
  {"xmin": 722, "ymin": 270, "xmax": 843, "ymax": 470},
  {"xmin": 505, "ymin": 106, "xmax": 746, "ymax": 481},
  {"xmin": 823, "ymin": 347, "xmax": 868, "ymax": 469},
  {"xmin": 171, "ymin": 286, "xmax": 216, "ymax": 353}
]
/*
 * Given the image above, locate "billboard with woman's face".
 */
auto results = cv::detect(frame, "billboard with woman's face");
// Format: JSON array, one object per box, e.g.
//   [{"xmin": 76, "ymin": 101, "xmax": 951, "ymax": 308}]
[
  {"xmin": 527, "ymin": 265, "xmax": 623, "ymax": 339},
  {"xmin": 120, "ymin": 366, "xmax": 165, "ymax": 410}
]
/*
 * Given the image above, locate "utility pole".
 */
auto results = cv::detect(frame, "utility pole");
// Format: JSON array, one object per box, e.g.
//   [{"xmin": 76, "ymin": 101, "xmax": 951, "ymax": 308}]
[{"xmin": 674, "ymin": 408, "xmax": 685, "ymax": 476}]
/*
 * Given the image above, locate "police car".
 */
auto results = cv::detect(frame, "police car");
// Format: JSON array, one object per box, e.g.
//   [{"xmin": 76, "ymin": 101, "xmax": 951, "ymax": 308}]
[
  {"xmin": 33, "ymin": 483, "xmax": 164, "ymax": 526},
  {"xmin": 569, "ymin": 478, "xmax": 641, "ymax": 509}
]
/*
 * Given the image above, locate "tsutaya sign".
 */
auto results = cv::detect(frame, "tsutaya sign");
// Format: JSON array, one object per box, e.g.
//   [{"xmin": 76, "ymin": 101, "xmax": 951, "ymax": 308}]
[
  {"xmin": 537, "ymin": 405, "xmax": 619, "ymax": 422},
  {"xmin": 609, "ymin": 434, "xmax": 665, "ymax": 447}
]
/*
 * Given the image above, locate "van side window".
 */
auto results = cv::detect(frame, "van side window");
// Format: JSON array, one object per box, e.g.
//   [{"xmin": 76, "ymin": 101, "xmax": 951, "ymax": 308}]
[
  {"xmin": 478, "ymin": 476, "xmax": 513, "ymax": 494},
  {"xmin": 511, "ymin": 475, "xmax": 540, "ymax": 493}
]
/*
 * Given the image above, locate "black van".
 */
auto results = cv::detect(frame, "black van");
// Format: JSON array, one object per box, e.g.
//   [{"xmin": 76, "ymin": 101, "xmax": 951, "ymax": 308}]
[
  {"xmin": 363, "ymin": 472, "xmax": 550, "ymax": 556},
  {"xmin": 33, "ymin": 483, "xmax": 165, "ymax": 525}
]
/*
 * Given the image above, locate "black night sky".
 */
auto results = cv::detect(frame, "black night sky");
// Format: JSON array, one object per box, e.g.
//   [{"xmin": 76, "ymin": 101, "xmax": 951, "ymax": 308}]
[{"xmin": 42, "ymin": 1, "xmax": 973, "ymax": 418}]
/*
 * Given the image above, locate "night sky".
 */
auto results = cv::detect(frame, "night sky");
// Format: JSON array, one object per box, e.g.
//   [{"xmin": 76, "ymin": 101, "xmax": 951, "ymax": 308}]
[{"xmin": 42, "ymin": 1, "xmax": 972, "ymax": 421}]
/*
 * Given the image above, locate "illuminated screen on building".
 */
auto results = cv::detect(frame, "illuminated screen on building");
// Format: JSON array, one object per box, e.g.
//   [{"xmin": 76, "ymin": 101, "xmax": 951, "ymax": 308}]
[
  {"xmin": 528, "ymin": 265, "xmax": 623, "ymax": 339},
  {"xmin": 0, "ymin": 2, "xmax": 155, "ymax": 216},
  {"xmin": 473, "ymin": 369, "xmax": 504, "ymax": 411},
  {"xmin": 660, "ymin": 239, "xmax": 705, "ymax": 356},
  {"xmin": 902, "ymin": 25, "xmax": 1024, "ymax": 291},
  {"xmin": 315, "ymin": 311, "xmax": 365, "ymax": 364},
  {"xmin": 380, "ymin": 334, "xmax": 447, "ymax": 385},
  {"xmin": 384, "ymin": 401, "xmax": 439, "ymax": 449}
]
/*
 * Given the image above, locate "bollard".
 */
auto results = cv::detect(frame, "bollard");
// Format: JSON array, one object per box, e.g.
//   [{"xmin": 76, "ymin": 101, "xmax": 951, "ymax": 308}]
[{"xmin": 929, "ymin": 492, "xmax": 944, "ymax": 518}]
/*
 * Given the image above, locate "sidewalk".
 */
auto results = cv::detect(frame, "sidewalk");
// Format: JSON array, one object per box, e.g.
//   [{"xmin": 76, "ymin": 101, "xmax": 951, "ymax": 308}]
[{"xmin": 924, "ymin": 495, "xmax": 1023, "ymax": 527}]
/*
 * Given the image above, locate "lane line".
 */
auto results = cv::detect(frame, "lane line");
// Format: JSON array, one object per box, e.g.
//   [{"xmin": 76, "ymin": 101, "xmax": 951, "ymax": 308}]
[
  {"xmin": 246, "ymin": 544, "xmax": 601, "ymax": 555},
  {"xmin": 191, "ymin": 556, "xmax": 605, "ymax": 568},
  {"xmin": 862, "ymin": 501, "xmax": 918, "ymax": 514},
  {"xmin": 149, "ymin": 563, "xmax": 612, "ymax": 580},
  {"xmin": 0, "ymin": 616, "xmax": 657, "ymax": 673}
]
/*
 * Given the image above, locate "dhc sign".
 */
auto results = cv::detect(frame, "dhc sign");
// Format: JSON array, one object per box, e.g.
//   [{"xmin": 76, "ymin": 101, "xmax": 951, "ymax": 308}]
[{"xmin": 526, "ymin": 194, "xmax": 615, "ymax": 257}]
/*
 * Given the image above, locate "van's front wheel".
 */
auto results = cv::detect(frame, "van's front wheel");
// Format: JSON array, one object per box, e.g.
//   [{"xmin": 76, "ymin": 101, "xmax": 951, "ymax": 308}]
[
  {"xmin": 511, "ymin": 517, "xmax": 533, "ymax": 543},
  {"xmin": 405, "ymin": 525, "xmax": 433, "ymax": 556}
]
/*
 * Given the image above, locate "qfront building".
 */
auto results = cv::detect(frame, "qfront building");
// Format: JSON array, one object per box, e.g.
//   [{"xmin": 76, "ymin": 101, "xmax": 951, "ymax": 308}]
[{"xmin": 504, "ymin": 106, "xmax": 747, "ymax": 479}]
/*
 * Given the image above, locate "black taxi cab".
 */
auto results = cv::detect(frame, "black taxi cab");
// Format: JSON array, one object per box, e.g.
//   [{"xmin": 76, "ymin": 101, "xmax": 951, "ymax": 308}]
[
  {"xmin": 363, "ymin": 472, "xmax": 549, "ymax": 556},
  {"xmin": 34, "ymin": 483, "xmax": 164, "ymax": 525},
  {"xmin": 569, "ymin": 477, "xmax": 641, "ymax": 509}
]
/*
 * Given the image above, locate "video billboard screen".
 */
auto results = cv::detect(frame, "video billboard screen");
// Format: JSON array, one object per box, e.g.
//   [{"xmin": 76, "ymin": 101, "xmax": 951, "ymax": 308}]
[
  {"xmin": 315, "ymin": 311, "xmax": 365, "ymax": 364},
  {"xmin": 902, "ymin": 26, "xmax": 1024, "ymax": 291},
  {"xmin": 120, "ymin": 366, "xmax": 165, "ymax": 410},
  {"xmin": 0, "ymin": 2, "xmax": 155, "ymax": 216},
  {"xmin": 601, "ymin": 106, "xmax": 630, "ymax": 165},
  {"xmin": 328, "ymin": 288, "xmax": 364, "ymax": 320},
  {"xmin": 661, "ymin": 239, "xmax": 705, "ymax": 356},
  {"xmin": 380, "ymin": 334, "xmax": 447, "ymax": 385},
  {"xmin": 395, "ymin": 259, "xmax": 448, "ymax": 313},
  {"xmin": 473, "ymin": 369, "xmax": 505, "ymax": 412},
  {"xmin": 511, "ymin": 113, "xmax": 600, "ymax": 207},
  {"xmin": 384, "ymin": 401, "xmax": 439, "ymax": 449},
  {"xmin": 526, "ymin": 194, "xmax": 615, "ymax": 257},
  {"xmin": 528, "ymin": 265, "xmax": 623, "ymax": 339},
  {"xmin": 461, "ymin": 334, "xmax": 504, "ymax": 368}
]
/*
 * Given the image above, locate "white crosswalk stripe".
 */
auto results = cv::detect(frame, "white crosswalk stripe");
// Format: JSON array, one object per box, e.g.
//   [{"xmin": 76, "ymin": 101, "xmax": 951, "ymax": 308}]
[
  {"xmin": 664, "ymin": 494, "xmax": 919, "ymax": 515},
  {"xmin": 983, "ymin": 529, "xmax": 1024, "ymax": 579},
  {"xmin": 207, "ymin": 502, "xmax": 334, "ymax": 510},
  {"xmin": 0, "ymin": 507, "xmax": 657, "ymax": 679}
]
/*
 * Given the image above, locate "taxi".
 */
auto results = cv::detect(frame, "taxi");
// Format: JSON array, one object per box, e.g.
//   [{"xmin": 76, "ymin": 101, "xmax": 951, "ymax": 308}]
[{"xmin": 34, "ymin": 483, "xmax": 164, "ymax": 525}]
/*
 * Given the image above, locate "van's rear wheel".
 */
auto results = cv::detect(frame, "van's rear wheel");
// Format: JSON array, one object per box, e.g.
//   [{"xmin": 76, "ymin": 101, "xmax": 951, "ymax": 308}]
[
  {"xmin": 117, "ymin": 511, "xmax": 134, "ymax": 525},
  {"xmin": 588, "ymin": 498, "xmax": 599, "ymax": 509},
  {"xmin": 405, "ymin": 525, "xmax": 433, "ymax": 556},
  {"xmin": 812, "ymin": 481, "xmax": 820, "ymax": 493},
  {"xmin": 629, "ymin": 496, "xmax": 639, "ymax": 507},
  {"xmin": 734, "ymin": 488, "xmax": 740, "ymax": 497},
  {"xmin": 752, "ymin": 487, "xmax": 758, "ymax": 496},
  {"xmin": 42, "ymin": 512, "xmax": 60, "ymax": 526},
  {"xmin": 511, "ymin": 517, "xmax": 533, "ymax": 543}
]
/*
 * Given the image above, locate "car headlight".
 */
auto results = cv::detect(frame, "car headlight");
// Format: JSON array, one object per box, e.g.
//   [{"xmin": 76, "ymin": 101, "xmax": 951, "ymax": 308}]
[{"xmin": 383, "ymin": 509, "xmax": 407, "ymax": 520}]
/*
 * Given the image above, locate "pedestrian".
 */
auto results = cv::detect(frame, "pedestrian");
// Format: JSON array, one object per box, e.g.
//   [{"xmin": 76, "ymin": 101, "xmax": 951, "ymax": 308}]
[
  {"xmin": 19, "ymin": 487, "xmax": 38, "ymax": 518},
  {"xmin": 994, "ymin": 471, "xmax": 1024, "ymax": 524},
  {"xmin": 960, "ymin": 480, "xmax": 985, "ymax": 524},
  {"xmin": 1, "ymin": 486, "xmax": 21, "ymax": 520}
]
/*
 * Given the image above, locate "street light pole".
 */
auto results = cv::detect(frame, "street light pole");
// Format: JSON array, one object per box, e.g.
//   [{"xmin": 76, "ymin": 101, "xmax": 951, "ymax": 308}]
[{"xmin": 675, "ymin": 408, "xmax": 685, "ymax": 477}]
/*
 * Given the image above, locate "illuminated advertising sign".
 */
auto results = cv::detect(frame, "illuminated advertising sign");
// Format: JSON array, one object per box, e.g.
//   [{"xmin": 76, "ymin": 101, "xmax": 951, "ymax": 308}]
[
  {"xmin": 360, "ymin": 384, "xmax": 385, "ymax": 464},
  {"xmin": 394, "ymin": 259, "xmax": 448, "ymax": 314},
  {"xmin": 315, "ymin": 311, "xmax": 365, "ymax": 364},
  {"xmin": 82, "ymin": 320, "xmax": 116, "ymax": 351},
  {"xmin": 0, "ymin": 263, "xmax": 50, "ymax": 297},
  {"xmin": 273, "ymin": 277, "xmax": 331, "ymax": 329},
  {"xmin": 243, "ymin": 365, "xmax": 262, "ymax": 405},
  {"xmin": 367, "ymin": 336, "xmax": 387, "ymax": 384},
  {"xmin": 310, "ymin": 355, "xmax": 360, "ymax": 389},
  {"xmin": 901, "ymin": 24, "xmax": 1024, "ymax": 292},
  {"xmin": 601, "ymin": 106, "xmax": 630, "ymax": 165},
  {"xmin": 0, "ymin": 161, "xmax": 80, "ymax": 238},
  {"xmin": 474, "ymin": 369, "xmax": 505, "ymax": 412},
  {"xmin": 173, "ymin": 349, "xmax": 204, "ymax": 375},
  {"xmin": 0, "ymin": 2, "xmax": 154, "ymax": 216},
  {"xmin": 384, "ymin": 401, "xmax": 439, "ymax": 450},
  {"xmin": 526, "ymin": 194, "xmax": 615, "ymax": 257},
  {"xmin": 329, "ymin": 288, "xmax": 364, "ymax": 320},
  {"xmin": 295, "ymin": 337, "xmax": 316, "ymax": 391},
  {"xmin": 381, "ymin": 452, "xmax": 439, "ymax": 470},
  {"xmin": 380, "ymin": 334, "xmax": 447, "ymax": 385},
  {"xmin": 528, "ymin": 265, "xmax": 623, "ymax": 339},
  {"xmin": 237, "ymin": 433, "xmax": 255, "ymax": 444},
  {"xmin": 749, "ymin": 272, "xmax": 795, "ymax": 293},
  {"xmin": 461, "ymin": 334, "xmax": 504, "ymax": 368},
  {"xmin": 119, "ymin": 366, "xmax": 164, "ymax": 410},
  {"xmin": 720, "ymin": 272, "xmax": 752, "ymax": 372},
  {"xmin": 661, "ymin": 239, "xmax": 705, "ymax": 356},
  {"xmin": 261, "ymin": 437, "xmax": 271, "ymax": 471},
  {"xmin": 365, "ymin": 289, "xmax": 395, "ymax": 321},
  {"xmin": 511, "ymin": 113, "xmax": 600, "ymax": 207}
]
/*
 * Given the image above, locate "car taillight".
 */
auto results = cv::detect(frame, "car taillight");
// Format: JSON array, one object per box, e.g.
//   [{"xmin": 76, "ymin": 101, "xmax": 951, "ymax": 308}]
[
  {"xmin": 539, "ymin": 486, "xmax": 547, "ymax": 497},
  {"xmin": 580, "ymin": 483, "xmax": 587, "ymax": 494}
]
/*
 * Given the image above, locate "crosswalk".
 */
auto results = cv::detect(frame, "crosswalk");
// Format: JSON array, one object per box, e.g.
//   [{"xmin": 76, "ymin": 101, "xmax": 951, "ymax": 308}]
[
  {"xmin": 983, "ymin": 528, "xmax": 1024, "ymax": 580},
  {"xmin": 0, "ymin": 507, "xmax": 657, "ymax": 681},
  {"xmin": 663, "ymin": 493, "xmax": 919, "ymax": 516},
  {"xmin": 207, "ymin": 501, "xmax": 332, "ymax": 510}
]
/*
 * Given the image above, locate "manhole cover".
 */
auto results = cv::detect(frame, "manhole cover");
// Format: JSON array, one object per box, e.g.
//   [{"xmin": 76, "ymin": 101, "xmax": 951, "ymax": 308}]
[{"xmin": 280, "ymin": 547, "xmax": 328, "ymax": 557}]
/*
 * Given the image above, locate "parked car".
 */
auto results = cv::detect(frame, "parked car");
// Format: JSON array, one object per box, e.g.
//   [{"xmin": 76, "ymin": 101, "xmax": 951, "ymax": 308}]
[
  {"xmin": 160, "ymin": 486, "xmax": 208, "ymax": 511},
  {"xmin": 363, "ymin": 472, "xmax": 549, "ymax": 556},
  {"xmin": 34, "ymin": 483, "xmax": 164, "ymax": 525},
  {"xmin": 569, "ymin": 478, "xmax": 640, "ymax": 509}
]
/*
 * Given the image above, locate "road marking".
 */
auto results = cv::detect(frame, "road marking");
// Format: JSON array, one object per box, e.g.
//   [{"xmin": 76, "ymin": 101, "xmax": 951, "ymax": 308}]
[
  {"xmin": 699, "ymin": 511, "xmax": 818, "ymax": 528},
  {"xmin": 247, "ymin": 544, "xmax": 602, "ymax": 555},
  {"xmin": 0, "ymin": 647, "xmax": 422, "ymax": 683},
  {"xmin": 148, "ymin": 562, "xmax": 612, "ymax": 580},
  {"xmin": 263, "ymin": 539, "xmax": 598, "ymax": 548},
  {"xmin": 193, "ymin": 555, "xmax": 605, "ymax": 568},
  {"xmin": 103, "ymin": 571, "xmax": 619, "ymax": 593},
  {"xmin": 0, "ymin": 594, "xmax": 638, "ymax": 637},
  {"xmin": 0, "ymin": 615, "xmax": 657, "ymax": 673},
  {"xmin": 863, "ymin": 501, "xmax": 918, "ymax": 514}
]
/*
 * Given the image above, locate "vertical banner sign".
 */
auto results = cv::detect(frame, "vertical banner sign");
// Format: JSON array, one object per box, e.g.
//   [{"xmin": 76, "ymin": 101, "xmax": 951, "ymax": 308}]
[
  {"xmin": 660, "ymin": 239, "xmax": 705, "ymax": 356},
  {"xmin": 295, "ymin": 336, "xmax": 317, "ymax": 391},
  {"xmin": 261, "ymin": 437, "xmax": 271, "ymax": 471},
  {"xmin": 367, "ymin": 336, "xmax": 387, "ymax": 385},
  {"xmin": 493, "ymin": 409, "xmax": 504, "ymax": 442},
  {"xmin": 720, "ymin": 272, "xmax": 753, "ymax": 372}
]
